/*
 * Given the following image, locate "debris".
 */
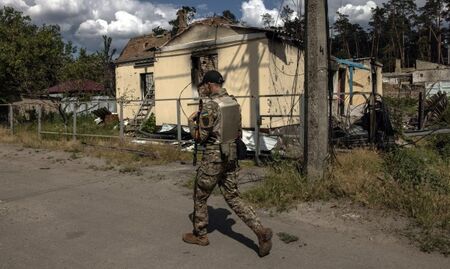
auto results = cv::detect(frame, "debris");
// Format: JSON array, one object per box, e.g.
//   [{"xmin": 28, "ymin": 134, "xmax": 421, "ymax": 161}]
[
  {"xmin": 342, "ymin": 213, "xmax": 361, "ymax": 220},
  {"xmin": 91, "ymin": 107, "xmax": 112, "ymax": 121},
  {"xmin": 423, "ymin": 92, "xmax": 448, "ymax": 127},
  {"xmin": 277, "ymin": 232, "xmax": 299, "ymax": 244},
  {"xmin": 94, "ymin": 117, "xmax": 103, "ymax": 125},
  {"xmin": 241, "ymin": 130, "xmax": 278, "ymax": 152}
]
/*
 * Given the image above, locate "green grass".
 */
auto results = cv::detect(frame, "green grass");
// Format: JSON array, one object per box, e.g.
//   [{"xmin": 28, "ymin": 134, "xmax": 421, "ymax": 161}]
[{"xmin": 243, "ymin": 147, "xmax": 450, "ymax": 255}]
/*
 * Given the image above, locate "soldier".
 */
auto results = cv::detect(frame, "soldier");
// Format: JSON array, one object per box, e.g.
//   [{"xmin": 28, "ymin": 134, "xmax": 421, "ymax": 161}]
[{"xmin": 183, "ymin": 70, "xmax": 273, "ymax": 257}]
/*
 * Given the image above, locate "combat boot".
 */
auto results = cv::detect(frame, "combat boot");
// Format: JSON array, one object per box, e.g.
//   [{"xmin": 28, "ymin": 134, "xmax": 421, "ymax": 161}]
[
  {"xmin": 182, "ymin": 233, "xmax": 210, "ymax": 246},
  {"xmin": 256, "ymin": 227, "xmax": 273, "ymax": 257}
]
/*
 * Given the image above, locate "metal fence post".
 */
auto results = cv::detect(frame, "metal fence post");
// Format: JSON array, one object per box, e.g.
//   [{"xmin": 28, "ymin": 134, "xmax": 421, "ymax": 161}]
[
  {"xmin": 37, "ymin": 105, "xmax": 42, "ymax": 140},
  {"xmin": 254, "ymin": 95, "xmax": 261, "ymax": 166},
  {"xmin": 119, "ymin": 100, "xmax": 124, "ymax": 141},
  {"xmin": 73, "ymin": 103, "xmax": 77, "ymax": 141},
  {"xmin": 176, "ymin": 99, "xmax": 182, "ymax": 151},
  {"xmin": 9, "ymin": 104, "xmax": 13, "ymax": 135}
]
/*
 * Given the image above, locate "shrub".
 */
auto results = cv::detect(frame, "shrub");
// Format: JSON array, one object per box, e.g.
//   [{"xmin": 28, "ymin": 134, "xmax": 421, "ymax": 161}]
[
  {"xmin": 384, "ymin": 147, "xmax": 449, "ymax": 194},
  {"xmin": 141, "ymin": 113, "xmax": 156, "ymax": 133}
]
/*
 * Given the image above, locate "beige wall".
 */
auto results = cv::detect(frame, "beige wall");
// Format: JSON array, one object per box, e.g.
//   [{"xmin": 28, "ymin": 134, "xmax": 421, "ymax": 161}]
[
  {"xmin": 332, "ymin": 62, "xmax": 384, "ymax": 116},
  {"xmin": 115, "ymin": 63, "xmax": 154, "ymax": 119},
  {"xmin": 347, "ymin": 67, "xmax": 372, "ymax": 106},
  {"xmin": 153, "ymin": 35, "xmax": 304, "ymax": 128}
]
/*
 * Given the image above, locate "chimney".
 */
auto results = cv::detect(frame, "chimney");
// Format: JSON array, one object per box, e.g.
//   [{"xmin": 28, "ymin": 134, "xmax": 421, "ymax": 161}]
[{"xmin": 176, "ymin": 9, "xmax": 188, "ymax": 34}]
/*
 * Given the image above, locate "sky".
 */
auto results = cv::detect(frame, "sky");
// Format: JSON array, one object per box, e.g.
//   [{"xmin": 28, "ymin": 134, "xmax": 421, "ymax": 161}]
[{"xmin": 0, "ymin": 0, "xmax": 426, "ymax": 56}]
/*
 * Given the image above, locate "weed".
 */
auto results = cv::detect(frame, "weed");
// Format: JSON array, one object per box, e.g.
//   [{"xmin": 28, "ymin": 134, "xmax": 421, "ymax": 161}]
[
  {"xmin": 243, "ymin": 161, "xmax": 332, "ymax": 211},
  {"xmin": 0, "ymin": 127, "xmax": 191, "ymax": 166},
  {"xmin": 69, "ymin": 152, "xmax": 81, "ymax": 160},
  {"xmin": 277, "ymin": 232, "xmax": 299, "ymax": 244},
  {"xmin": 119, "ymin": 165, "xmax": 142, "ymax": 176},
  {"xmin": 141, "ymin": 113, "xmax": 156, "ymax": 133},
  {"xmin": 243, "ymin": 148, "xmax": 450, "ymax": 255}
]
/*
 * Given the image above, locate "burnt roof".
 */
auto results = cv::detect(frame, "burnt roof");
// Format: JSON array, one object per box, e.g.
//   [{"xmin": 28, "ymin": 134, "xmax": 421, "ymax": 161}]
[
  {"xmin": 163, "ymin": 16, "xmax": 303, "ymax": 49},
  {"xmin": 115, "ymin": 33, "xmax": 171, "ymax": 64}
]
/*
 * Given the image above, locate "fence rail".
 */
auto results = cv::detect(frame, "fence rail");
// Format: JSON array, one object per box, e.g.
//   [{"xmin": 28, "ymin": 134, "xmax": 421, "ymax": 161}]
[{"xmin": 0, "ymin": 94, "xmax": 304, "ymax": 162}]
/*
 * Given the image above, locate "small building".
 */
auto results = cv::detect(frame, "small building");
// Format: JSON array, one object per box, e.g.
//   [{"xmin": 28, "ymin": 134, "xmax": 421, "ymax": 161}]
[
  {"xmin": 115, "ymin": 33, "xmax": 171, "ymax": 122},
  {"xmin": 331, "ymin": 58, "xmax": 383, "ymax": 116},
  {"xmin": 383, "ymin": 59, "xmax": 450, "ymax": 97},
  {"xmin": 151, "ymin": 17, "xmax": 303, "ymax": 129},
  {"xmin": 46, "ymin": 79, "xmax": 115, "ymax": 114},
  {"xmin": 115, "ymin": 17, "xmax": 383, "ymax": 131}
]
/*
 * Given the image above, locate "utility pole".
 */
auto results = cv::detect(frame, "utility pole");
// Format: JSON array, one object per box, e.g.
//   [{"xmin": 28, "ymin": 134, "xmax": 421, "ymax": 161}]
[{"xmin": 303, "ymin": 0, "xmax": 329, "ymax": 181}]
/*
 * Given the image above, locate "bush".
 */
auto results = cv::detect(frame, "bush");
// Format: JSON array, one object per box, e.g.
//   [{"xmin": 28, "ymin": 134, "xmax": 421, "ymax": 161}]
[
  {"xmin": 383, "ymin": 97, "xmax": 418, "ymax": 135},
  {"xmin": 428, "ymin": 134, "xmax": 450, "ymax": 161},
  {"xmin": 384, "ymin": 147, "xmax": 449, "ymax": 194},
  {"xmin": 141, "ymin": 113, "xmax": 156, "ymax": 133},
  {"xmin": 243, "ymin": 161, "xmax": 332, "ymax": 211}
]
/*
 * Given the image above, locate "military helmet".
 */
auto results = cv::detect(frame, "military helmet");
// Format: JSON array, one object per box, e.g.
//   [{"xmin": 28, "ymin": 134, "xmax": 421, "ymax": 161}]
[{"xmin": 199, "ymin": 70, "xmax": 225, "ymax": 86}]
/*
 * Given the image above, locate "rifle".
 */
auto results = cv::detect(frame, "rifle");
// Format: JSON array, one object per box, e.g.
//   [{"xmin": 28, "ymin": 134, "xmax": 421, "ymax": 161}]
[{"xmin": 193, "ymin": 98, "xmax": 203, "ymax": 166}]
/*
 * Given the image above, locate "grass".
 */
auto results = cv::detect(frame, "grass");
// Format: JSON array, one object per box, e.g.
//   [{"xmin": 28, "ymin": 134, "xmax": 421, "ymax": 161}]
[
  {"xmin": 277, "ymin": 232, "xmax": 299, "ymax": 244},
  {"xmin": 243, "ymin": 147, "xmax": 450, "ymax": 255},
  {"xmin": 0, "ymin": 127, "xmax": 191, "ymax": 167}
]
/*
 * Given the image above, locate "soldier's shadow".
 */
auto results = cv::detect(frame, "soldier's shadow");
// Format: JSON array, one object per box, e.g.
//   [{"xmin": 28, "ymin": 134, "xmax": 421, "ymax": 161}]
[{"xmin": 207, "ymin": 206, "xmax": 259, "ymax": 253}]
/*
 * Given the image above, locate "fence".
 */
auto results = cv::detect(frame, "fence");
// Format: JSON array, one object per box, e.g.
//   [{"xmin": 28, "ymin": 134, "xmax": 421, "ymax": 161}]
[{"xmin": 0, "ymin": 94, "xmax": 304, "ymax": 162}]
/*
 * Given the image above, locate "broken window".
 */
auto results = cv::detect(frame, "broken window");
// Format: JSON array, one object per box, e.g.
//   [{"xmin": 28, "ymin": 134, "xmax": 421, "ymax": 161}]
[
  {"xmin": 191, "ymin": 54, "xmax": 218, "ymax": 97},
  {"xmin": 140, "ymin": 73, "xmax": 154, "ymax": 100}
]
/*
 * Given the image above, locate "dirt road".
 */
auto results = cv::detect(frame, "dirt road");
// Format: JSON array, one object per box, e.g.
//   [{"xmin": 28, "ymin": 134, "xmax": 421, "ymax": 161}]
[{"xmin": 0, "ymin": 144, "xmax": 448, "ymax": 269}]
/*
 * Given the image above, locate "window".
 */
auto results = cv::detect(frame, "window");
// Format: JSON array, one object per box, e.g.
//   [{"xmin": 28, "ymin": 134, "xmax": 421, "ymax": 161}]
[
  {"xmin": 191, "ymin": 54, "xmax": 218, "ymax": 97},
  {"xmin": 140, "ymin": 73, "xmax": 154, "ymax": 100}
]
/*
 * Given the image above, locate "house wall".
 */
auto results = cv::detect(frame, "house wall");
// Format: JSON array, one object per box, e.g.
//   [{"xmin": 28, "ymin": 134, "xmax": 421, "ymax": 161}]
[
  {"xmin": 343, "ymin": 67, "xmax": 372, "ymax": 106},
  {"xmin": 154, "ymin": 33, "xmax": 304, "ymax": 128},
  {"xmin": 412, "ymin": 69, "xmax": 450, "ymax": 84},
  {"xmin": 115, "ymin": 63, "xmax": 154, "ymax": 119},
  {"xmin": 332, "ymin": 62, "xmax": 383, "ymax": 116},
  {"xmin": 415, "ymin": 60, "xmax": 448, "ymax": 70}
]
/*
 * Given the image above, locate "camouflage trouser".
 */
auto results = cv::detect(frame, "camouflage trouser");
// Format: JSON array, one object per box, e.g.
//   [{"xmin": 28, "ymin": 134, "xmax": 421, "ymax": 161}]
[{"xmin": 193, "ymin": 150, "xmax": 263, "ymax": 236}]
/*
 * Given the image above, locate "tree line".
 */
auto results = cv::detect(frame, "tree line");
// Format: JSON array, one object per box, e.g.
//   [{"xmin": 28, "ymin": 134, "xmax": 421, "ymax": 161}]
[
  {"xmin": 3, "ymin": 1, "xmax": 448, "ymax": 103},
  {"xmin": 0, "ymin": 6, "xmax": 237, "ymax": 103},
  {"xmin": 0, "ymin": 7, "xmax": 115, "ymax": 103},
  {"xmin": 261, "ymin": 0, "xmax": 450, "ymax": 72}
]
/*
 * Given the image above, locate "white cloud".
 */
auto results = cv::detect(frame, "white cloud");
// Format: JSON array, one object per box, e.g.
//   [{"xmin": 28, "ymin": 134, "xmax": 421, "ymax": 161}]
[
  {"xmin": 28, "ymin": 0, "xmax": 86, "ymax": 17},
  {"xmin": 77, "ymin": 19, "xmax": 108, "ymax": 37},
  {"xmin": 336, "ymin": 1, "xmax": 377, "ymax": 23},
  {"xmin": 1, "ymin": 0, "xmax": 29, "ymax": 10},
  {"xmin": 0, "ymin": 0, "xmax": 178, "ymax": 53},
  {"xmin": 241, "ymin": 0, "xmax": 282, "ymax": 27}
]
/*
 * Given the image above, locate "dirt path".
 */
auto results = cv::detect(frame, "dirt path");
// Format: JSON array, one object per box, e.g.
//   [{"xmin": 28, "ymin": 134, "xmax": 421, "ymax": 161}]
[{"xmin": 0, "ymin": 144, "xmax": 448, "ymax": 269}]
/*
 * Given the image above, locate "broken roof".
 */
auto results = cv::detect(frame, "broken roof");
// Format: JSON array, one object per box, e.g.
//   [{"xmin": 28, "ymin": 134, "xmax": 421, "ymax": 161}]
[
  {"xmin": 115, "ymin": 33, "xmax": 171, "ymax": 64},
  {"xmin": 163, "ymin": 16, "xmax": 303, "ymax": 49}
]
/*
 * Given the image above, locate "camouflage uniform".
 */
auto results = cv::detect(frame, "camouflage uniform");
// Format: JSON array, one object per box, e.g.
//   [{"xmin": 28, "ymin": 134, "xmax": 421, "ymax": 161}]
[{"xmin": 188, "ymin": 88, "xmax": 263, "ymax": 237}]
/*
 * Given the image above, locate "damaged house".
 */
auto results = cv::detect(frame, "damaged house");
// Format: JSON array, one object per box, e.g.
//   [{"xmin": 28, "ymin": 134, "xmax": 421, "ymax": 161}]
[
  {"xmin": 383, "ymin": 59, "xmax": 450, "ymax": 97},
  {"xmin": 152, "ymin": 17, "xmax": 305, "ymax": 129},
  {"xmin": 115, "ymin": 16, "xmax": 383, "ymax": 134},
  {"xmin": 331, "ymin": 58, "xmax": 383, "ymax": 117},
  {"xmin": 115, "ymin": 32, "xmax": 171, "ymax": 129}
]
